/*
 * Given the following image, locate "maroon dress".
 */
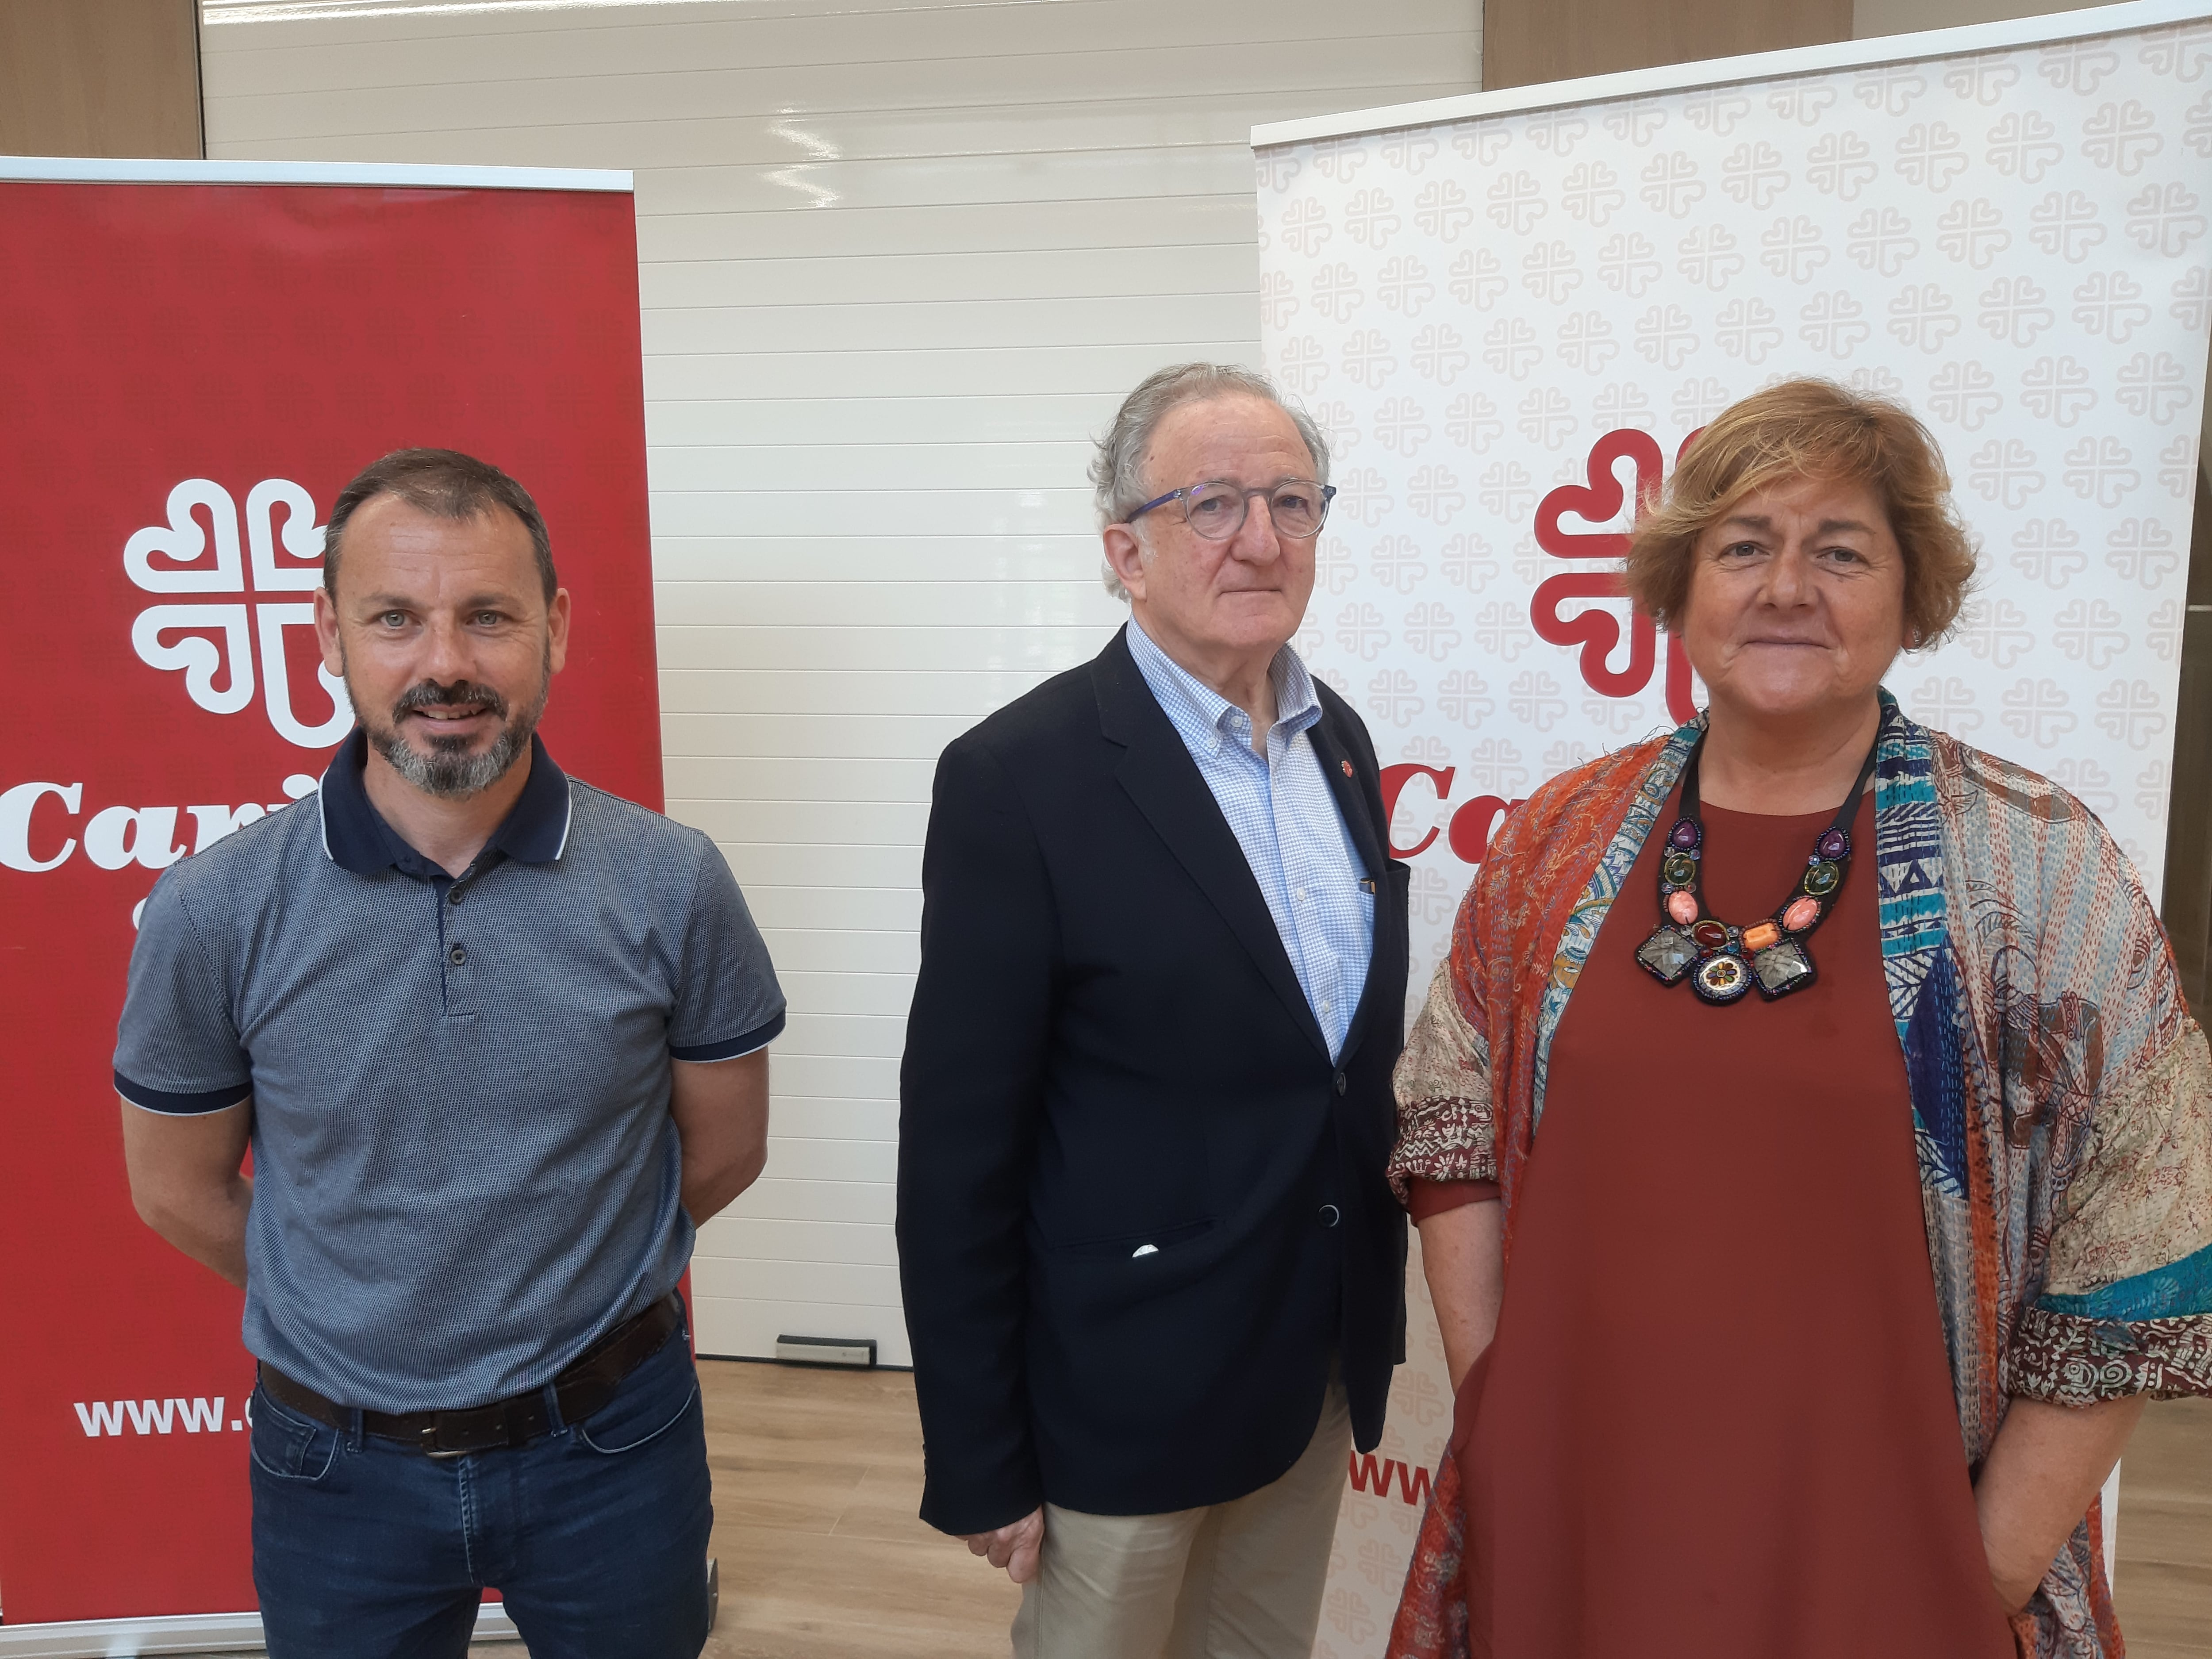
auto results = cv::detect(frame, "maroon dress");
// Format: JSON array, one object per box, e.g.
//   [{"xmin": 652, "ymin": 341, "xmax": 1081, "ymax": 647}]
[{"xmin": 1424, "ymin": 789, "xmax": 2015, "ymax": 1658}]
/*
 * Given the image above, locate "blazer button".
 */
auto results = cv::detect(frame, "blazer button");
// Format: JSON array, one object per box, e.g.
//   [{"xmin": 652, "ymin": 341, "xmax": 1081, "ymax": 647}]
[
  {"xmin": 1318, "ymin": 1203, "xmax": 1342, "ymax": 1228},
  {"xmin": 1333, "ymin": 1071, "xmax": 1347, "ymax": 1096}
]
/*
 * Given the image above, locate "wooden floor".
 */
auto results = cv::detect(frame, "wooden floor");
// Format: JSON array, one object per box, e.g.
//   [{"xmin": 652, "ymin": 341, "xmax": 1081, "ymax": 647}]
[
  {"xmin": 2113, "ymin": 1395, "xmax": 2212, "ymax": 1659},
  {"xmin": 696, "ymin": 1359, "xmax": 1017, "ymax": 1658},
  {"xmin": 692, "ymin": 1363, "xmax": 2210, "ymax": 1659},
  {"xmin": 205, "ymin": 1367, "xmax": 2207, "ymax": 1657}
]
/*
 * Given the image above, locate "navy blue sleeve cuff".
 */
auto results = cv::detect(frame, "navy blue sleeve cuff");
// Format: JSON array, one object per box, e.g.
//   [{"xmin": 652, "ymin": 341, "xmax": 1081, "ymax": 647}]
[
  {"xmin": 114, "ymin": 1070, "xmax": 252, "ymax": 1115},
  {"xmin": 670, "ymin": 1008, "xmax": 786, "ymax": 1064}
]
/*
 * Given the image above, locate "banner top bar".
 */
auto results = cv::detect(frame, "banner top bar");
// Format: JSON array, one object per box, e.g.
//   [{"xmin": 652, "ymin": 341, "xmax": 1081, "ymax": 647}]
[
  {"xmin": 0, "ymin": 157, "xmax": 633, "ymax": 191},
  {"xmin": 1252, "ymin": 0, "xmax": 2212, "ymax": 147}
]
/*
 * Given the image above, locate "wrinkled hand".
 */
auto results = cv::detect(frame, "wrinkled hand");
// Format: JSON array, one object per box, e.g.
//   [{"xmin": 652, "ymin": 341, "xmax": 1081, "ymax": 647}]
[{"xmin": 962, "ymin": 1506, "xmax": 1045, "ymax": 1584}]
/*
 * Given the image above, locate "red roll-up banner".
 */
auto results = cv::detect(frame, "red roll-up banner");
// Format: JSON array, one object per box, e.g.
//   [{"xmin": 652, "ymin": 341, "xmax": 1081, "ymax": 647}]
[{"xmin": 0, "ymin": 163, "xmax": 661, "ymax": 1631}]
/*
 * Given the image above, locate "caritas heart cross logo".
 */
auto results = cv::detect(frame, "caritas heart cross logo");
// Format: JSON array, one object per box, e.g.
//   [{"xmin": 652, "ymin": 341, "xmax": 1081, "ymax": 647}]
[
  {"xmin": 125, "ymin": 479, "xmax": 355, "ymax": 748},
  {"xmin": 1531, "ymin": 427, "xmax": 1700, "ymax": 727}
]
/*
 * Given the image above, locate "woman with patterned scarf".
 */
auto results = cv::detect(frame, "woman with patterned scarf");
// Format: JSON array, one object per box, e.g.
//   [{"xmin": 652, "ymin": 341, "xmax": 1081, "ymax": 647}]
[{"xmin": 1385, "ymin": 378, "xmax": 2211, "ymax": 1659}]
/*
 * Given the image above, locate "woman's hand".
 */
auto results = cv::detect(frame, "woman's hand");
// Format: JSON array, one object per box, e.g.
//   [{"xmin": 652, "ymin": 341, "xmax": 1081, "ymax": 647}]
[{"xmin": 1974, "ymin": 1394, "xmax": 2148, "ymax": 1616}]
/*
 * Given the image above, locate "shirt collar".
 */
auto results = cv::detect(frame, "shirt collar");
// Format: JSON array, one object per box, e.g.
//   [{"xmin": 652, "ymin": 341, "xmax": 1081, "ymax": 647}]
[
  {"xmin": 318, "ymin": 728, "xmax": 572, "ymax": 878},
  {"xmin": 1124, "ymin": 616, "xmax": 1322, "ymax": 753}
]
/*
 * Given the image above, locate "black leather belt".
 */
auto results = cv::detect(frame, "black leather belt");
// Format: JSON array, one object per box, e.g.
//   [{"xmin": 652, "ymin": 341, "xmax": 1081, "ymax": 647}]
[{"xmin": 258, "ymin": 1291, "xmax": 684, "ymax": 1458}]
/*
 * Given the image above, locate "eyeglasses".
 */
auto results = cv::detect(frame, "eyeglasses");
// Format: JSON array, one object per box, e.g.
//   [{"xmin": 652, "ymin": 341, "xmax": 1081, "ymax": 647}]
[{"xmin": 1124, "ymin": 479, "xmax": 1336, "ymax": 541}]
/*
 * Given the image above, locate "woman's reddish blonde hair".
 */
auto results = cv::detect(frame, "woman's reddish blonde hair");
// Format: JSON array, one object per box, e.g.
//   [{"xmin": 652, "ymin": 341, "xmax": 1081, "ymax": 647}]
[{"xmin": 1624, "ymin": 378, "xmax": 1979, "ymax": 647}]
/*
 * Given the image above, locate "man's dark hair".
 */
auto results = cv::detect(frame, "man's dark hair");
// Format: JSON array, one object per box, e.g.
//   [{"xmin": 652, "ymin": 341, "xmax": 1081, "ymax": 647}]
[{"xmin": 323, "ymin": 448, "xmax": 557, "ymax": 603}]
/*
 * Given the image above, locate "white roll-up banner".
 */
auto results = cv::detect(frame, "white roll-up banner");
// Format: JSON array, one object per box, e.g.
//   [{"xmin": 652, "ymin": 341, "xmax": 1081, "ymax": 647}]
[{"xmin": 1253, "ymin": 5, "xmax": 2212, "ymax": 1651}]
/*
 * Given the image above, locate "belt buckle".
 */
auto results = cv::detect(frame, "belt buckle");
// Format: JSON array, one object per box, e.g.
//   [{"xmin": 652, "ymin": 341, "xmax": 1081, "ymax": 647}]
[{"xmin": 419, "ymin": 1421, "xmax": 472, "ymax": 1459}]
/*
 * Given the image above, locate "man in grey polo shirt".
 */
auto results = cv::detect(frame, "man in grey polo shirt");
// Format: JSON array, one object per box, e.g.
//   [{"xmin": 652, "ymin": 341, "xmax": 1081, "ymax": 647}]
[{"xmin": 115, "ymin": 449, "xmax": 781, "ymax": 1659}]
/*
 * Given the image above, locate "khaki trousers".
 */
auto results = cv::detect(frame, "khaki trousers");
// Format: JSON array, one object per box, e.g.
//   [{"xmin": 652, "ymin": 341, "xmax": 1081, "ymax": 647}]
[{"xmin": 1009, "ymin": 1380, "xmax": 1352, "ymax": 1659}]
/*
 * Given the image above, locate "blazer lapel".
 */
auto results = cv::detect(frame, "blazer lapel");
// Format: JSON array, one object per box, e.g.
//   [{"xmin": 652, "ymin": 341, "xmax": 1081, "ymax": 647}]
[
  {"xmin": 1306, "ymin": 716, "xmax": 1386, "ymax": 886},
  {"xmin": 1094, "ymin": 629, "xmax": 1331, "ymax": 1061},
  {"xmin": 1307, "ymin": 707, "xmax": 1391, "ymax": 1066}
]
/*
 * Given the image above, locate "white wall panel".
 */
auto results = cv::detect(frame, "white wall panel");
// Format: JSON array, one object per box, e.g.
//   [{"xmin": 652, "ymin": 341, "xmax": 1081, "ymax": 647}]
[
  {"xmin": 735, "ymin": 1175, "xmax": 898, "ymax": 1225},
  {"xmin": 201, "ymin": 0, "xmax": 1479, "ymax": 1362},
  {"xmin": 711, "ymin": 1216, "xmax": 899, "ymax": 1266},
  {"xmin": 655, "ymin": 583, "xmax": 1098, "ymax": 629},
  {"xmin": 640, "ymin": 196, "xmax": 1258, "ymax": 259},
  {"xmin": 664, "ymin": 756, "xmax": 936, "ymax": 799},
  {"xmin": 651, "ymin": 246, "xmax": 1263, "ymax": 307},
  {"xmin": 647, "ymin": 293, "xmax": 1264, "ymax": 353},
  {"xmin": 659, "ymin": 711, "xmax": 975, "ymax": 756},
  {"xmin": 702, "ymin": 844, "xmax": 916, "ymax": 888},
  {"xmin": 648, "ymin": 491, "xmax": 1093, "ymax": 538},
  {"xmin": 651, "ymin": 443, "xmax": 1096, "ymax": 491},
  {"xmin": 652, "ymin": 542, "xmax": 1097, "ymax": 582},
  {"xmin": 207, "ymin": 44, "xmax": 1474, "ymax": 134},
  {"xmin": 690, "ymin": 1256, "xmax": 902, "ymax": 1307},
  {"xmin": 752, "ymin": 933, "xmax": 920, "ymax": 979},
  {"xmin": 659, "ymin": 623, "xmax": 1108, "ymax": 671},
  {"xmin": 760, "ymin": 1135, "xmax": 900, "ymax": 1183},
  {"xmin": 642, "ymin": 341, "xmax": 1259, "ymax": 400}
]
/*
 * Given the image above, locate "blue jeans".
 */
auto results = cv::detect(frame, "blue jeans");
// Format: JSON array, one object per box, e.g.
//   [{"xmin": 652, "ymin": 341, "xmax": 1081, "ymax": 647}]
[{"xmin": 249, "ymin": 1321, "xmax": 713, "ymax": 1659}]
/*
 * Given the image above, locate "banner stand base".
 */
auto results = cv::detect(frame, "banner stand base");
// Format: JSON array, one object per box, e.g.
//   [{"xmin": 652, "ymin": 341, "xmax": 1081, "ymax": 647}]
[{"xmin": 0, "ymin": 1603, "xmax": 521, "ymax": 1655}]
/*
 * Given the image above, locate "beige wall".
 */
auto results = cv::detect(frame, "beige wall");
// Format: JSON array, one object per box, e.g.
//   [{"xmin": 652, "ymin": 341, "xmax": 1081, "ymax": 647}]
[
  {"xmin": 1854, "ymin": 0, "xmax": 2127, "ymax": 38},
  {"xmin": 1483, "ymin": 0, "xmax": 1850, "ymax": 91},
  {"xmin": 0, "ymin": 0, "xmax": 203, "ymax": 157},
  {"xmin": 199, "ymin": 0, "xmax": 1480, "ymax": 1363},
  {"xmin": 1479, "ymin": 0, "xmax": 2139, "ymax": 95}
]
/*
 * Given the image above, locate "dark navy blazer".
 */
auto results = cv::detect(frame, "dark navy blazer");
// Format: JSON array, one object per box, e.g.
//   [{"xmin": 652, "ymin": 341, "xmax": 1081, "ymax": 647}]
[{"xmin": 897, "ymin": 626, "xmax": 1412, "ymax": 1533}]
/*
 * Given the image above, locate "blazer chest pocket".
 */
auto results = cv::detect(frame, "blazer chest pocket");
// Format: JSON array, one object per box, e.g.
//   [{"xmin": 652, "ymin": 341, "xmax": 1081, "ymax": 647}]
[{"xmin": 1048, "ymin": 1216, "xmax": 1216, "ymax": 1260}]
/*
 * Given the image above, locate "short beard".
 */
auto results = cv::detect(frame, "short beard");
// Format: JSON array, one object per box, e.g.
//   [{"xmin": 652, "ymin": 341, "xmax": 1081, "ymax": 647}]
[{"xmin": 349, "ymin": 649, "xmax": 551, "ymax": 801}]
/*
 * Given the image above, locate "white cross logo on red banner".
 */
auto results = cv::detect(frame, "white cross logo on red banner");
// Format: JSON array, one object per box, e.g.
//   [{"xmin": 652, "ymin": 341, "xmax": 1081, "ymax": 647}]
[{"xmin": 125, "ymin": 480, "xmax": 356, "ymax": 748}]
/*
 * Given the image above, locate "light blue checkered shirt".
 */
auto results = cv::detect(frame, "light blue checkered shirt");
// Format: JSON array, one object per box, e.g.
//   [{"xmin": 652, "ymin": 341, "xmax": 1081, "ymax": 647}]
[{"xmin": 1125, "ymin": 618, "xmax": 1375, "ymax": 1060}]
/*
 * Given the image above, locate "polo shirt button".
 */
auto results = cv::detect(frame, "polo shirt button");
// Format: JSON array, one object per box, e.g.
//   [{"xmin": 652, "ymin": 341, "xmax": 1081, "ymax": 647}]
[
  {"xmin": 1333, "ymin": 1071, "xmax": 1347, "ymax": 1096},
  {"xmin": 448, "ymin": 888, "xmax": 464, "ymax": 906},
  {"xmin": 449, "ymin": 945, "xmax": 467, "ymax": 966}
]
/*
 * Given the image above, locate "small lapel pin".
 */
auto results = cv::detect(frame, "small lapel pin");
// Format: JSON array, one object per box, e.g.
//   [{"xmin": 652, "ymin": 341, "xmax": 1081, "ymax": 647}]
[
  {"xmin": 1340, "ymin": 759, "xmax": 1355, "ymax": 778},
  {"xmin": 1131, "ymin": 1244, "xmax": 1159, "ymax": 1258}
]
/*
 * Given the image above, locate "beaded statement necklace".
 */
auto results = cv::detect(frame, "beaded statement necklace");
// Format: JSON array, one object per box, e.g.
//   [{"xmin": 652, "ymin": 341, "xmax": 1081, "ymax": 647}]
[{"xmin": 1634, "ymin": 731, "xmax": 1881, "ymax": 1005}]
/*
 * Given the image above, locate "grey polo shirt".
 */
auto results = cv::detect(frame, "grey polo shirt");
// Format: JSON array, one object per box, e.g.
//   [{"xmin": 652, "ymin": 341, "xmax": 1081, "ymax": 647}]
[{"xmin": 113, "ymin": 732, "xmax": 784, "ymax": 1412}]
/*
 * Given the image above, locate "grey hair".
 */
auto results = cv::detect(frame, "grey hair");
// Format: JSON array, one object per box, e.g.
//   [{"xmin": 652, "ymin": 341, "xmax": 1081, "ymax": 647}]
[{"xmin": 1089, "ymin": 363, "xmax": 1331, "ymax": 602}]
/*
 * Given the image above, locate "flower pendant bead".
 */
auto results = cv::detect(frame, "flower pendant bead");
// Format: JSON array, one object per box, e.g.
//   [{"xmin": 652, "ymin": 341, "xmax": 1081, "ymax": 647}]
[{"xmin": 1693, "ymin": 952, "xmax": 1752, "ymax": 1002}]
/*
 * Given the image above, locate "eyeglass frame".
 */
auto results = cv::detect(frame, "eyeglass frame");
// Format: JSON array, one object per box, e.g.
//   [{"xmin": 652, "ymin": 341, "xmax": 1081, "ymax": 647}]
[{"xmin": 1122, "ymin": 478, "xmax": 1337, "ymax": 540}]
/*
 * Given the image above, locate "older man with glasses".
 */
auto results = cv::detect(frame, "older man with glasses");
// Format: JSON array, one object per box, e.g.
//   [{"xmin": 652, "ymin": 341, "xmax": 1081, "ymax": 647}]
[{"xmin": 897, "ymin": 363, "xmax": 1412, "ymax": 1658}]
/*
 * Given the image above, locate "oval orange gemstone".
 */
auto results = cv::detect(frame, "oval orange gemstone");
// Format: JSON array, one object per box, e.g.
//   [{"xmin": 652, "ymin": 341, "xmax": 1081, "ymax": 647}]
[
  {"xmin": 1667, "ymin": 890, "xmax": 1699, "ymax": 926},
  {"xmin": 1742, "ymin": 922, "xmax": 1782, "ymax": 952},
  {"xmin": 1783, "ymin": 896, "xmax": 1821, "ymax": 932}
]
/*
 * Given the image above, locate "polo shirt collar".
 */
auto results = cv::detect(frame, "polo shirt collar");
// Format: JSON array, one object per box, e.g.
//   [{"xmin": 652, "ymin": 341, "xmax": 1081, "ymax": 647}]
[{"xmin": 318, "ymin": 729, "xmax": 572, "ymax": 877}]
